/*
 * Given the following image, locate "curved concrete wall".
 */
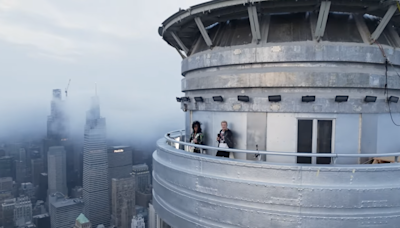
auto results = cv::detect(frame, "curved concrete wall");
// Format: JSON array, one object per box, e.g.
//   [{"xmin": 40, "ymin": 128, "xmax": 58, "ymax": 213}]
[{"xmin": 153, "ymin": 140, "xmax": 400, "ymax": 228}]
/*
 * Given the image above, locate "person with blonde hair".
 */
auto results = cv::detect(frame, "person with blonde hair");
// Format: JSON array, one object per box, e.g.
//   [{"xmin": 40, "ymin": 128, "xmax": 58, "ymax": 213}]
[{"xmin": 216, "ymin": 121, "xmax": 233, "ymax": 157}]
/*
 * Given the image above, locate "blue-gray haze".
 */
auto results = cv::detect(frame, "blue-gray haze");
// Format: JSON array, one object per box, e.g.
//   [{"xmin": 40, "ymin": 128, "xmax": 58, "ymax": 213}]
[{"xmin": 0, "ymin": 0, "xmax": 204, "ymax": 153}]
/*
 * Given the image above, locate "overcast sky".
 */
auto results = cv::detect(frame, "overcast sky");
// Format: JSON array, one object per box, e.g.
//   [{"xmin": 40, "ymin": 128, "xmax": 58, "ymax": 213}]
[{"xmin": 0, "ymin": 0, "xmax": 204, "ymax": 147}]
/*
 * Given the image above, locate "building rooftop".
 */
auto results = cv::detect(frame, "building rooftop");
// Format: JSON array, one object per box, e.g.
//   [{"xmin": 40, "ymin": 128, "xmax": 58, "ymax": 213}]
[
  {"xmin": 50, "ymin": 193, "xmax": 83, "ymax": 208},
  {"xmin": 132, "ymin": 163, "xmax": 149, "ymax": 172},
  {"xmin": 76, "ymin": 213, "xmax": 90, "ymax": 224}
]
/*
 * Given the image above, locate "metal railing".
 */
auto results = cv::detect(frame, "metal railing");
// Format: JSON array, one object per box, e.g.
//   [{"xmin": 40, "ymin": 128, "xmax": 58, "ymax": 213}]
[{"xmin": 164, "ymin": 130, "xmax": 400, "ymax": 164}]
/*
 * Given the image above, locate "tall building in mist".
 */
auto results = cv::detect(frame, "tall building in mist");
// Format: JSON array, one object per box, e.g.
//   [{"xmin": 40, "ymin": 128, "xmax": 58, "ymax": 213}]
[
  {"xmin": 131, "ymin": 164, "xmax": 150, "ymax": 192},
  {"xmin": 49, "ymin": 192, "xmax": 84, "ymax": 228},
  {"xmin": 14, "ymin": 196, "xmax": 32, "ymax": 227},
  {"xmin": 111, "ymin": 176, "xmax": 135, "ymax": 228},
  {"xmin": 44, "ymin": 89, "xmax": 77, "ymax": 191},
  {"xmin": 47, "ymin": 89, "xmax": 69, "ymax": 141},
  {"xmin": 82, "ymin": 96, "xmax": 110, "ymax": 227},
  {"xmin": 107, "ymin": 146, "xmax": 132, "ymax": 206},
  {"xmin": 31, "ymin": 159, "xmax": 43, "ymax": 187},
  {"xmin": 0, "ymin": 156, "xmax": 13, "ymax": 178},
  {"xmin": 47, "ymin": 146, "xmax": 67, "ymax": 196},
  {"xmin": 0, "ymin": 177, "xmax": 13, "ymax": 228}
]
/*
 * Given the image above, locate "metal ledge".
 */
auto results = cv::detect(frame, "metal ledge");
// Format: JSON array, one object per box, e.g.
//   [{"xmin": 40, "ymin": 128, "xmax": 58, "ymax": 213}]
[
  {"xmin": 181, "ymin": 42, "xmax": 400, "ymax": 75},
  {"xmin": 153, "ymin": 136, "xmax": 400, "ymax": 228}
]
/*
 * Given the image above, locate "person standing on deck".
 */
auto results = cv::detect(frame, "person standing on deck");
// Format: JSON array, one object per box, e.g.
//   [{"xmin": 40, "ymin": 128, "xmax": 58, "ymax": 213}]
[{"xmin": 216, "ymin": 121, "xmax": 234, "ymax": 157}]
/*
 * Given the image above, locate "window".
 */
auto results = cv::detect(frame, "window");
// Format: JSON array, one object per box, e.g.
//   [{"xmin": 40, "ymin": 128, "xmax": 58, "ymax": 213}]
[{"xmin": 297, "ymin": 119, "xmax": 334, "ymax": 164}]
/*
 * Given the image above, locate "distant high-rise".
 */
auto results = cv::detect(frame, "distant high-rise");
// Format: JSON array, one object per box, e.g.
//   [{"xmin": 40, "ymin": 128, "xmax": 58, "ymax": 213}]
[
  {"xmin": 31, "ymin": 159, "xmax": 43, "ymax": 187},
  {"xmin": 2, "ymin": 198, "xmax": 15, "ymax": 228},
  {"xmin": 74, "ymin": 213, "xmax": 91, "ymax": 228},
  {"xmin": 0, "ymin": 156, "xmax": 13, "ymax": 178},
  {"xmin": 47, "ymin": 146, "xmax": 67, "ymax": 196},
  {"xmin": 44, "ymin": 89, "xmax": 72, "ymax": 177},
  {"xmin": 49, "ymin": 192, "xmax": 84, "ymax": 228},
  {"xmin": 131, "ymin": 164, "xmax": 151, "ymax": 192},
  {"xmin": 14, "ymin": 196, "xmax": 32, "ymax": 227},
  {"xmin": 47, "ymin": 89, "xmax": 69, "ymax": 141},
  {"xmin": 82, "ymin": 96, "xmax": 110, "ymax": 227},
  {"xmin": 107, "ymin": 146, "xmax": 132, "ymax": 209},
  {"xmin": 32, "ymin": 213, "xmax": 50, "ymax": 228},
  {"xmin": 37, "ymin": 173, "xmax": 48, "ymax": 201},
  {"xmin": 111, "ymin": 176, "xmax": 135, "ymax": 228},
  {"xmin": 0, "ymin": 177, "xmax": 13, "ymax": 228},
  {"xmin": 15, "ymin": 160, "xmax": 27, "ymax": 183},
  {"xmin": 19, "ymin": 183, "xmax": 36, "ymax": 202}
]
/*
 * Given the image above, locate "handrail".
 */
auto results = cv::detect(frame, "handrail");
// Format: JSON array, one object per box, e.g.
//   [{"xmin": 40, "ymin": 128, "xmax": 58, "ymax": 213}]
[{"xmin": 165, "ymin": 130, "xmax": 400, "ymax": 162}]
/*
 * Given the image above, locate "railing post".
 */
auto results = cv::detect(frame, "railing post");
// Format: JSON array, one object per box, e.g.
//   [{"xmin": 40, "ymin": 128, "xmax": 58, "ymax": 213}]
[
  {"xmin": 395, "ymin": 156, "xmax": 399, "ymax": 163},
  {"xmin": 332, "ymin": 156, "xmax": 337, "ymax": 165}
]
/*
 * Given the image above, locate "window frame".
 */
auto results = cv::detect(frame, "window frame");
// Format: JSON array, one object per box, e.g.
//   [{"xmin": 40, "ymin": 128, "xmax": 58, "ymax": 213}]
[{"xmin": 296, "ymin": 116, "xmax": 336, "ymax": 164}]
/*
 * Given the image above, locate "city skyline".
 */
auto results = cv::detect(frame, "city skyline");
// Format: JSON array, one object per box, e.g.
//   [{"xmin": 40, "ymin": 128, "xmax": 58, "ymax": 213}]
[{"xmin": 0, "ymin": 0, "xmax": 205, "ymax": 149}]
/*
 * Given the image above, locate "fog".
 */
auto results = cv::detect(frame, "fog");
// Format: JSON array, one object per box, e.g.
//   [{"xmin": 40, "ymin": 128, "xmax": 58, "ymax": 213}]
[{"xmin": 0, "ymin": 0, "xmax": 205, "ymax": 153}]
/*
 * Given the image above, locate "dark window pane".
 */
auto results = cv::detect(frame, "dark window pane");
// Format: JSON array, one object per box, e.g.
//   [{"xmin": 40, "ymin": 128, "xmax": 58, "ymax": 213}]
[
  {"xmin": 317, "ymin": 120, "xmax": 332, "ymax": 164},
  {"xmin": 297, "ymin": 120, "xmax": 313, "ymax": 164}
]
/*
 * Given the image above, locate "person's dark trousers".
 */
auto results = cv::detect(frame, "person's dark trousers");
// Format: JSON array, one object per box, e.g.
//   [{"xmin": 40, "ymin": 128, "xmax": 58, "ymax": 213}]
[{"xmin": 216, "ymin": 151, "xmax": 229, "ymax": 157}]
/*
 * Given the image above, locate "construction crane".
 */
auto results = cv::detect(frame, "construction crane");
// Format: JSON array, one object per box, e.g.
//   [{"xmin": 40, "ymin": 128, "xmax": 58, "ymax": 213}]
[{"xmin": 65, "ymin": 79, "xmax": 71, "ymax": 97}]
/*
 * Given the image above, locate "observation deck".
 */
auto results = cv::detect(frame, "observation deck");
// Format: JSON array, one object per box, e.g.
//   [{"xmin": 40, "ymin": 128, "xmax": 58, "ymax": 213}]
[
  {"xmin": 155, "ymin": 0, "xmax": 400, "ymax": 227},
  {"xmin": 153, "ymin": 132, "xmax": 400, "ymax": 228}
]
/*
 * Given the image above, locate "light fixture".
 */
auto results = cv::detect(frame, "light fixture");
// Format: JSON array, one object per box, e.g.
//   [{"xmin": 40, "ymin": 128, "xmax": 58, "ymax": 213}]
[
  {"xmin": 181, "ymin": 97, "xmax": 190, "ymax": 102},
  {"xmin": 268, "ymin": 95, "xmax": 281, "ymax": 102},
  {"xmin": 335, "ymin": 96, "xmax": 348, "ymax": 102},
  {"xmin": 238, "ymin": 95, "xmax": 249, "ymax": 102},
  {"xmin": 176, "ymin": 97, "xmax": 182, "ymax": 102},
  {"xmin": 194, "ymin": 97, "xmax": 204, "ymax": 102},
  {"xmin": 388, "ymin": 96, "xmax": 399, "ymax": 103},
  {"xmin": 364, "ymin": 96, "xmax": 377, "ymax": 103},
  {"xmin": 213, "ymin": 96, "xmax": 223, "ymax": 102},
  {"xmin": 302, "ymin": 96, "xmax": 315, "ymax": 103}
]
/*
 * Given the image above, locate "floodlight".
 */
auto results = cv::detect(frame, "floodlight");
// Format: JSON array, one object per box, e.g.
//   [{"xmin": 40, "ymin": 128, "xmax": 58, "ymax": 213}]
[
  {"xmin": 302, "ymin": 96, "xmax": 315, "ymax": 103},
  {"xmin": 213, "ymin": 96, "xmax": 223, "ymax": 102},
  {"xmin": 176, "ymin": 97, "xmax": 182, "ymax": 102},
  {"xmin": 335, "ymin": 96, "xmax": 348, "ymax": 102},
  {"xmin": 268, "ymin": 95, "xmax": 281, "ymax": 102},
  {"xmin": 364, "ymin": 96, "xmax": 377, "ymax": 103},
  {"xmin": 194, "ymin": 97, "xmax": 204, "ymax": 102},
  {"xmin": 238, "ymin": 95, "xmax": 250, "ymax": 102},
  {"xmin": 181, "ymin": 97, "xmax": 190, "ymax": 102},
  {"xmin": 388, "ymin": 96, "xmax": 399, "ymax": 103}
]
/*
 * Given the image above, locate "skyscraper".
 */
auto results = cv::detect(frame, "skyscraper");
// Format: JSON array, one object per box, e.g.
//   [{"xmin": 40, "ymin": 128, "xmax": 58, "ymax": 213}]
[
  {"xmin": 107, "ymin": 146, "xmax": 132, "ymax": 211},
  {"xmin": 131, "ymin": 164, "xmax": 150, "ymax": 192},
  {"xmin": 2, "ymin": 198, "xmax": 15, "ymax": 228},
  {"xmin": 111, "ymin": 176, "xmax": 135, "ymax": 228},
  {"xmin": 47, "ymin": 89, "xmax": 69, "ymax": 141},
  {"xmin": 44, "ymin": 89, "xmax": 76, "ymax": 189},
  {"xmin": 49, "ymin": 192, "xmax": 84, "ymax": 228},
  {"xmin": 82, "ymin": 96, "xmax": 110, "ymax": 227},
  {"xmin": 14, "ymin": 196, "xmax": 32, "ymax": 227},
  {"xmin": 0, "ymin": 156, "xmax": 13, "ymax": 178},
  {"xmin": 0, "ymin": 177, "xmax": 13, "ymax": 227},
  {"xmin": 47, "ymin": 146, "xmax": 67, "ymax": 196},
  {"xmin": 37, "ymin": 173, "xmax": 48, "ymax": 201},
  {"xmin": 30, "ymin": 159, "xmax": 43, "ymax": 187}
]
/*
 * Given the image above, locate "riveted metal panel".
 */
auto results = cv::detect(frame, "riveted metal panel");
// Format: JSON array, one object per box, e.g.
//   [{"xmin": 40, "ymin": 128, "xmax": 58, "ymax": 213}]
[{"xmin": 153, "ymin": 142, "xmax": 400, "ymax": 228}]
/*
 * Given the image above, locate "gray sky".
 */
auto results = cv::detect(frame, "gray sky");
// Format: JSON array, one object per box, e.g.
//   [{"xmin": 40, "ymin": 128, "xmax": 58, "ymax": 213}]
[{"xmin": 0, "ymin": 0, "xmax": 204, "ymax": 146}]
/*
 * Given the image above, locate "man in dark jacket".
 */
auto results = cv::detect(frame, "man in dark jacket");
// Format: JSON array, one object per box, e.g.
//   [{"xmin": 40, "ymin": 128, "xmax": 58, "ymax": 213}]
[{"xmin": 216, "ymin": 121, "xmax": 234, "ymax": 157}]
